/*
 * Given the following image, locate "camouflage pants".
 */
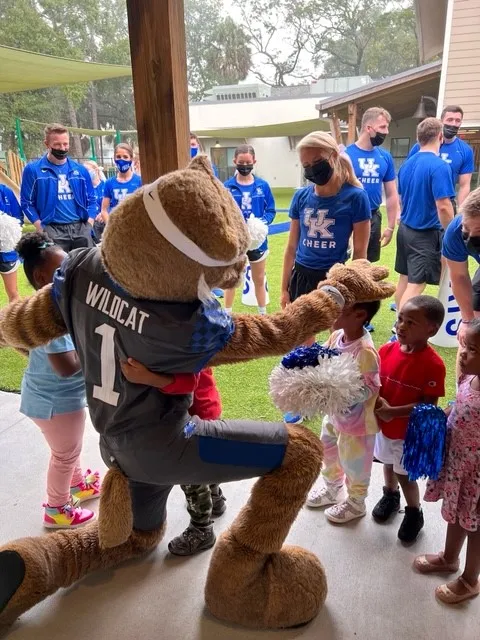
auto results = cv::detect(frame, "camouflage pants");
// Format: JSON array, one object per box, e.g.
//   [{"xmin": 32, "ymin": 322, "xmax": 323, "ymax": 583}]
[{"xmin": 181, "ymin": 483, "xmax": 221, "ymax": 527}]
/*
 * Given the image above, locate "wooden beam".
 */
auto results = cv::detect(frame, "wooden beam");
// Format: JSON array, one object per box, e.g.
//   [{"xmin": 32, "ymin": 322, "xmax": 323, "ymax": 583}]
[
  {"xmin": 329, "ymin": 112, "xmax": 342, "ymax": 144},
  {"xmin": 126, "ymin": 0, "xmax": 190, "ymax": 184},
  {"xmin": 347, "ymin": 102, "xmax": 358, "ymax": 145}
]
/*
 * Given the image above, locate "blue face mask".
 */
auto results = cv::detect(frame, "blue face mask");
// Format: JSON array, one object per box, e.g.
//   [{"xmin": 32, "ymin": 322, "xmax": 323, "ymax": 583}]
[
  {"xmin": 115, "ymin": 159, "xmax": 132, "ymax": 173},
  {"xmin": 190, "ymin": 147, "xmax": 199, "ymax": 158}
]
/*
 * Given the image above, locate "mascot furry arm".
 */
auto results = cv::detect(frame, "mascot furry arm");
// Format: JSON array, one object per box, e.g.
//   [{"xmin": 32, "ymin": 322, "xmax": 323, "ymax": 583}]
[{"xmin": 0, "ymin": 156, "xmax": 395, "ymax": 632}]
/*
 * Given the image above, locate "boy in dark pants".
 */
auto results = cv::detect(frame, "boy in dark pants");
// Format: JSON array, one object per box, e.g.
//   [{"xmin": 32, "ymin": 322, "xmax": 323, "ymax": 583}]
[{"xmin": 121, "ymin": 361, "xmax": 226, "ymax": 555}]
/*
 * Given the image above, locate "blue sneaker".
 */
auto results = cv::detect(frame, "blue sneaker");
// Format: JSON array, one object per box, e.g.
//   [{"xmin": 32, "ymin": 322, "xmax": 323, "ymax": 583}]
[
  {"xmin": 284, "ymin": 412, "xmax": 304, "ymax": 424},
  {"xmin": 390, "ymin": 303, "xmax": 397, "ymax": 312},
  {"xmin": 212, "ymin": 288, "xmax": 224, "ymax": 298},
  {"xmin": 365, "ymin": 323, "xmax": 375, "ymax": 332}
]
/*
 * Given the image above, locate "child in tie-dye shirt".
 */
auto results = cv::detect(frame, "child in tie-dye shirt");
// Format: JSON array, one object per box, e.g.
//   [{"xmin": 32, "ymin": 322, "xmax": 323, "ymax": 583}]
[{"xmin": 307, "ymin": 300, "xmax": 381, "ymax": 523}]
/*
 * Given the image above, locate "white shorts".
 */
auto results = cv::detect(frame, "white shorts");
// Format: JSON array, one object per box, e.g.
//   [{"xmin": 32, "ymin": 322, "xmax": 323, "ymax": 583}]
[{"xmin": 374, "ymin": 432, "xmax": 407, "ymax": 476}]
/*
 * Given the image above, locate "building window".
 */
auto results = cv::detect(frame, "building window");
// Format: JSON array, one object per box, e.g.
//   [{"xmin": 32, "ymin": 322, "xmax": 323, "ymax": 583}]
[
  {"xmin": 390, "ymin": 137, "xmax": 410, "ymax": 173},
  {"xmin": 252, "ymin": 92, "xmax": 257, "ymax": 98}
]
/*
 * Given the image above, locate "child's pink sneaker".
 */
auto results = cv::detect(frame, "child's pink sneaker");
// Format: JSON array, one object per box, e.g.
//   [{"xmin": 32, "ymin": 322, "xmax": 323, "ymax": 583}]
[
  {"xmin": 70, "ymin": 469, "xmax": 101, "ymax": 503},
  {"xmin": 43, "ymin": 502, "xmax": 95, "ymax": 529}
]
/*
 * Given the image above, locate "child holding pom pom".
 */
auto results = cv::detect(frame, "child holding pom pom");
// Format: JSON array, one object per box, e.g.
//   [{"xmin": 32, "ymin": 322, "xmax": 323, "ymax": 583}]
[
  {"xmin": 373, "ymin": 295, "xmax": 446, "ymax": 543},
  {"xmin": 223, "ymin": 145, "xmax": 276, "ymax": 315},
  {"xmin": 306, "ymin": 300, "xmax": 381, "ymax": 523},
  {"xmin": 414, "ymin": 319, "xmax": 480, "ymax": 604}
]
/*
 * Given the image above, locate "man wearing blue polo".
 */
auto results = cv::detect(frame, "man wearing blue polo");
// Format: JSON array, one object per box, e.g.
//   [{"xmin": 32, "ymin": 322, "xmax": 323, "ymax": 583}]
[
  {"xmin": 346, "ymin": 107, "xmax": 399, "ymax": 265},
  {"xmin": 408, "ymin": 105, "xmax": 475, "ymax": 208},
  {"xmin": 21, "ymin": 123, "xmax": 97, "ymax": 252}
]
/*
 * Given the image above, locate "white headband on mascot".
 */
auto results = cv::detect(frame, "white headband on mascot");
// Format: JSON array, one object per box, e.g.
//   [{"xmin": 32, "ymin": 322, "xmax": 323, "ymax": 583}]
[{"xmin": 143, "ymin": 178, "xmax": 243, "ymax": 267}]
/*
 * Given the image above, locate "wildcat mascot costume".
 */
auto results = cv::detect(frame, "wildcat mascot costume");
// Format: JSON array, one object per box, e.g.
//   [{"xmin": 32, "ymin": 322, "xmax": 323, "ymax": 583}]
[{"xmin": 0, "ymin": 156, "xmax": 394, "ymax": 630}]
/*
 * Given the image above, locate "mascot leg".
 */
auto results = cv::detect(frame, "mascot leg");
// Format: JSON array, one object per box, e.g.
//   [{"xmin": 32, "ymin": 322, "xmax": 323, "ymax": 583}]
[
  {"xmin": 0, "ymin": 522, "xmax": 164, "ymax": 627},
  {"xmin": 205, "ymin": 424, "xmax": 327, "ymax": 629}
]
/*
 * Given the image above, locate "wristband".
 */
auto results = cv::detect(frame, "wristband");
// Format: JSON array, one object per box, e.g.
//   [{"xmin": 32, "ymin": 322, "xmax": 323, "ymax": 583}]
[
  {"xmin": 320, "ymin": 285, "xmax": 345, "ymax": 309},
  {"xmin": 461, "ymin": 319, "xmax": 474, "ymax": 325},
  {"xmin": 386, "ymin": 227, "xmax": 395, "ymax": 232}
]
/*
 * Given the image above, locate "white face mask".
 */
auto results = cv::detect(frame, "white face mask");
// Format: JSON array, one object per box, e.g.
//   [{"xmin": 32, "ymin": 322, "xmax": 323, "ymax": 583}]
[{"xmin": 88, "ymin": 170, "xmax": 96, "ymax": 180}]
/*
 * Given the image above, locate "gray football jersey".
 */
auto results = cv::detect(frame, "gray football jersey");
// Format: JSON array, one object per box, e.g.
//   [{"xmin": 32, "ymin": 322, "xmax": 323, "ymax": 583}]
[{"xmin": 52, "ymin": 248, "xmax": 234, "ymax": 436}]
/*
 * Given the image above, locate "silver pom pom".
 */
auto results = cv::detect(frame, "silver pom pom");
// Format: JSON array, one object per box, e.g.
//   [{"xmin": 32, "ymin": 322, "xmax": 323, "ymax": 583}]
[
  {"xmin": 246, "ymin": 215, "xmax": 268, "ymax": 251},
  {"xmin": 0, "ymin": 213, "xmax": 22, "ymax": 253},
  {"xmin": 269, "ymin": 353, "xmax": 364, "ymax": 419}
]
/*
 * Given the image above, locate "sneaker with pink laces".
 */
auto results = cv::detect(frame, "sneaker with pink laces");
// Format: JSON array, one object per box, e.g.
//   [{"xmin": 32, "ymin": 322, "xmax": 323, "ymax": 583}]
[
  {"xmin": 43, "ymin": 501, "xmax": 95, "ymax": 529},
  {"xmin": 70, "ymin": 469, "xmax": 101, "ymax": 503}
]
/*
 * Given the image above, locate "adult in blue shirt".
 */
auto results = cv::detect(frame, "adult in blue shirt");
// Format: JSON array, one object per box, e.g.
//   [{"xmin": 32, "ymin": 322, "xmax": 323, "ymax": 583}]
[
  {"xmin": 20, "ymin": 123, "xmax": 97, "ymax": 252},
  {"xmin": 223, "ymin": 144, "xmax": 276, "ymax": 314},
  {"xmin": 346, "ymin": 107, "xmax": 399, "ymax": 263},
  {"xmin": 408, "ymin": 105, "xmax": 475, "ymax": 208},
  {"xmin": 395, "ymin": 118, "xmax": 455, "ymax": 311},
  {"xmin": 101, "ymin": 143, "xmax": 142, "ymax": 225},
  {"xmin": 0, "ymin": 183, "xmax": 23, "ymax": 302},
  {"xmin": 281, "ymin": 131, "xmax": 371, "ymax": 317},
  {"xmin": 442, "ymin": 188, "xmax": 480, "ymax": 352},
  {"xmin": 83, "ymin": 160, "xmax": 105, "ymax": 243}
]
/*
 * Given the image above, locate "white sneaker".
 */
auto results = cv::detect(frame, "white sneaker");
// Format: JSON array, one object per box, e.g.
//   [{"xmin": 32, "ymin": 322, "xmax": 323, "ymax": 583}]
[
  {"xmin": 325, "ymin": 499, "xmax": 366, "ymax": 523},
  {"xmin": 306, "ymin": 485, "xmax": 341, "ymax": 508}
]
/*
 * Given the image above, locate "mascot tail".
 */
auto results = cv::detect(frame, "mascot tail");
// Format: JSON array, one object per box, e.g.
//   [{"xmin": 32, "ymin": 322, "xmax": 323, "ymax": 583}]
[{"xmin": 98, "ymin": 467, "xmax": 134, "ymax": 548}]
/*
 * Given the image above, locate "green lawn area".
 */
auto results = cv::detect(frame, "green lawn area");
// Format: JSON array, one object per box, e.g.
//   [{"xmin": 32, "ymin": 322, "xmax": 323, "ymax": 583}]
[{"xmin": 0, "ymin": 198, "xmax": 460, "ymax": 427}]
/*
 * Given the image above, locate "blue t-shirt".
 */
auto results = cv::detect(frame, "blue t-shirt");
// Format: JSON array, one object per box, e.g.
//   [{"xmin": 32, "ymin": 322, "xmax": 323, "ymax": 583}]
[
  {"xmin": 289, "ymin": 183, "xmax": 371, "ymax": 270},
  {"xmin": 20, "ymin": 335, "xmax": 86, "ymax": 419},
  {"xmin": 408, "ymin": 138, "xmax": 475, "ymax": 186},
  {"xmin": 398, "ymin": 152, "xmax": 455, "ymax": 230},
  {"xmin": 442, "ymin": 214, "xmax": 480, "ymax": 264},
  {"xmin": 345, "ymin": 144, "xmax": 396, "ymax": 210},
  {"xmin": 93, "ymin": 181, "xmax": 105, "ymax": 215},
  {"xmin": 104, "ymin": 174, "xmax": 142, "ymax": 211},
  {"xmin": 223, "ymin": 176, "xmax": 276, "ymax": 252},
  {"xmin": 50, "ymin": 163, "xmax": 80, "ymax": 223}
]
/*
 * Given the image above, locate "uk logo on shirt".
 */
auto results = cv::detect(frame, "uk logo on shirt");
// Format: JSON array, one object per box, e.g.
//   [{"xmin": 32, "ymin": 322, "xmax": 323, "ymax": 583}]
[
  {"xmin": 303, "ymin": 208, "xmax": 336, "ymax": 249},
  {"xmin": 113, "ymin": 188, "xmax": 129, "ymax": 203},
  {"xmin": 440, "ymin": 153, "xmax": 453, "ymax": 164},
  {"xmin": 241, "ymin": 191, "xmax": 252, "ymax": 212},
  {"xmin": 358, "ymin": 158, "xmax": 380, "ymax": 183},
  {"xmin": 57, "ymin": 175, "xmax": 74, "ymax": 201}
]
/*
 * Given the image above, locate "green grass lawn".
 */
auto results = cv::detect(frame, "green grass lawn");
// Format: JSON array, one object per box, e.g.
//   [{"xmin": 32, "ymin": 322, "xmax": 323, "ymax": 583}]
[{"xmin": 0, "ymin": 204, "xmax": 460, "ymax": 426}]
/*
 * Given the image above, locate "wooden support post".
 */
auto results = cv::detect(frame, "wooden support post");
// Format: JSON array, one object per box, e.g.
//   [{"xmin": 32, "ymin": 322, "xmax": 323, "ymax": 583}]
[
  {"xmin": 347, "ymin": 102, "xmax": 358, "ymax": 145},
  {"xmin": 330, "ymin": 112, "xmax": 342, "ymax": 144},
  {"xmin": 126, "ymin": 0, "xmax": 190, "ymax": 184}
]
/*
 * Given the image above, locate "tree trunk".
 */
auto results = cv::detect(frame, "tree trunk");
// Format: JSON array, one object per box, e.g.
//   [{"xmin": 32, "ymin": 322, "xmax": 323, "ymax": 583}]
[
  {"xmin": 66, "ymin": 98, "xmax": 83, "ymax": 159},
  {"xmin": 90, "ymin": 82, "xmax": 100, "ymax": 159}
]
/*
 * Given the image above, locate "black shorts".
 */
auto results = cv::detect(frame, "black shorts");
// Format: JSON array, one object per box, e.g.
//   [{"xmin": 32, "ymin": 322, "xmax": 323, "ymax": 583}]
[
  {"xmin": 44, "ymin": 221, "xmax": 95, "ymax": 252},
  {"xmin": 0, "ymin": 259, "xmax": 19, "ymax": 274},
  {"xmin": 288, "ymin": 262, "xmax": 328, "ymax": 302},
  {"xmin": 367, "ymin": 209, "xmax": 382, "ymax": 263},
  {"xmin": 247, "ymin": 248, "xmax": 268, "ymax": 263},
  {"xmin": 472, "ymin": 267, "xmax": 480, "ymax": 312},
  {"xmin": 395, "ymin": 222, "xmax": 443, "ymax": 286}
]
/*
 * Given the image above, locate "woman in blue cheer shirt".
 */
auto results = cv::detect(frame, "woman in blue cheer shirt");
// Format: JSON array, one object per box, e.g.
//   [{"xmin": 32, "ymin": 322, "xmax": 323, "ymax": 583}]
[
  {"xmin": 101, "ymin": 143, "xmax": 142, "ymax": 225},
  {"xmin": 83, "ymin": 160, "xmax": 105, "ymax": 243},
  {"xmin": 0, "ymin": 184, "xmax": 23, "ymax": 302},
  {"xmin": 223, "ymin": 144, "xmax": 276, "ymax": 314},
  {"xmin": 281, "ymin": 131, "xmax": 371, "ymax": 315}
]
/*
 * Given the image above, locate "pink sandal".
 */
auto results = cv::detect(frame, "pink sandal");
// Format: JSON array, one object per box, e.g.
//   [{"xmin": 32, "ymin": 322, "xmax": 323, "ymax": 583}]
[
  {"xmin": 435, "ymin": 577, "xmax": 480, "ymax": 604},
  {"xmin": 413, "ymin": 552, "xmax": 460, "ymax": 574}
]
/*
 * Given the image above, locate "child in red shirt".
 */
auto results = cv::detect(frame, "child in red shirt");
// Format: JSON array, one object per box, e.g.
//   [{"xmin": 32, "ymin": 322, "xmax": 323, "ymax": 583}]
[
  {"xmin": 373, "ymin": 295, "xmax": 446, "ymax": 542},
  {"xmin": 121, "ymin": 360, "xmax": 225, "ymax": 556}
]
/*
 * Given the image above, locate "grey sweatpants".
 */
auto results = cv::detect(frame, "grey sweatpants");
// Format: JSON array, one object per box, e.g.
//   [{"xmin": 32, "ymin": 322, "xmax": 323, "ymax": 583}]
[{"xmin": 44, "ymin": 221, "xmax": 95, "ymax": 252}]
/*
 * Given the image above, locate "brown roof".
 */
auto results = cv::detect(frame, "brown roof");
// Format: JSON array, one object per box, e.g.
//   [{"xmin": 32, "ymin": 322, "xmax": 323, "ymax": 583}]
[{"xmin": 316, "ymin": 62, "xmax": 442, "ymax": 122}]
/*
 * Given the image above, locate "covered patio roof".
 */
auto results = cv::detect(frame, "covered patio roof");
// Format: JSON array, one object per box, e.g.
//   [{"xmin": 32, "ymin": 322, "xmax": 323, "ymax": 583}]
[
  {"xmin": 0, "ymin": 45, "xmax": 131, "ymax": 94},
  {"xmin": 195, "ymin": 117, "xmax": 329, "ymax": 139},
  {"xmin": 315, "ymin": 61, "xmax": 442, "ymax": 123}
]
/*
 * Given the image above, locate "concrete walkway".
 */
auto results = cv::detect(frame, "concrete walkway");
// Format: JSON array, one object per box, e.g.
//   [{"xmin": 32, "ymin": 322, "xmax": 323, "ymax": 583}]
[{"xmin": 0, "ymin": 390, "xmax": 478, "ymax": 639}]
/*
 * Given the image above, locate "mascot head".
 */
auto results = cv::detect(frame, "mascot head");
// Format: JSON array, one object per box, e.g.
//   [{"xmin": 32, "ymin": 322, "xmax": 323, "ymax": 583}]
[{"xmin": 101, "ymin": 155, "xmax": 249, "ymax": 301}]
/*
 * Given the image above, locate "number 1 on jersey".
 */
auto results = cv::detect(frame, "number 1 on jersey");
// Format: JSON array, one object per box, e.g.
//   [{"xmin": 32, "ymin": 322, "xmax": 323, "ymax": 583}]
[{"xmin": 93, "ymin": 323, "xmax": 120, "ymax": 406}]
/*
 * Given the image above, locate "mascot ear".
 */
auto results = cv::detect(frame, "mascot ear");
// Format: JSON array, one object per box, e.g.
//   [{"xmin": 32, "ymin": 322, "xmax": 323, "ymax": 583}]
[{"xmin": 189, "ymin": 154, "xmax": 215, "ymax": 176}]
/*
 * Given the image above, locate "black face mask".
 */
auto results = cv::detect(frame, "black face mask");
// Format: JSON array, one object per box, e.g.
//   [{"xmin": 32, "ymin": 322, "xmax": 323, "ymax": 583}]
[
  {"xmin": 462, "ymin": 231, "xmax": 480, "ymax": 254},
  {"xmin": 50, "ymin": 148, "xmax": 68, "ymax": 160},
  {"xmin": 304, "ymin": 159, "xmax": 333, "ymax": 186},
  {"xmin": 370, "ymin": 131, "xmax": 387, "ymax": 147},
  {"xmin": 236, "ymin": 164, "xmax": 254, "ymax": 176},
  {"xmin": 443, "ymin": 125, "xmax": 459, "ymax": 140}
]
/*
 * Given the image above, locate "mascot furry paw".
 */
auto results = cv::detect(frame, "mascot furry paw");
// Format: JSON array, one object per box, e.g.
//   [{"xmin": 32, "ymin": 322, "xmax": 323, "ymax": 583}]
[{"xmin": 0, "ymin": 156, "xmax": 395, "ymax": 630}]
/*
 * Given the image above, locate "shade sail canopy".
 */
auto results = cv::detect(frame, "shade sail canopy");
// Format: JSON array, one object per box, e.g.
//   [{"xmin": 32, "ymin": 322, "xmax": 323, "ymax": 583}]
[
  {"xmin": 0, "ymin": 45, "xmax": 131, "ymax": 94},
  {"xmin": 195, "ymin": 118, "xmax": 329, "ymax": 139}
]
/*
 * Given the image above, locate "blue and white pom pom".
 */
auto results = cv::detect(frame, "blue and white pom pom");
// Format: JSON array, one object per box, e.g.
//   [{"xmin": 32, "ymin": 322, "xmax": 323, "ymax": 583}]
[
  {"xmin": 246, "ymin": 215, "xmax": 268, "ymax": 251},
  {"xmin": 401, "ymin": 404, "xmax": 447, "ymax": 481},
  {"xmin": 0, "ymin": 213, "xmax": 22, "ymax": 253},
  {"xmin": 269, "ymin": 344, "xmax": 363, "ymax": 419}
]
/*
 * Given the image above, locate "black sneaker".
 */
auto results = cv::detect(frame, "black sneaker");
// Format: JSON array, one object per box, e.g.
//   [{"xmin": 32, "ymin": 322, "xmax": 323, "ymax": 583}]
[
  {"xmin": 168, "ymin": 524, "xmax": 216, "ymax": 556},
  {"xmin": 211, "ymin": 489, "xmax": 227, "ymax": 517},
  {"xmin": 372, "ymin": 486, "xmax": 401, "ymax": 522},
  {"xmin": 398, "ymin": 507, "xmax": 424, "ymax": 543}
]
